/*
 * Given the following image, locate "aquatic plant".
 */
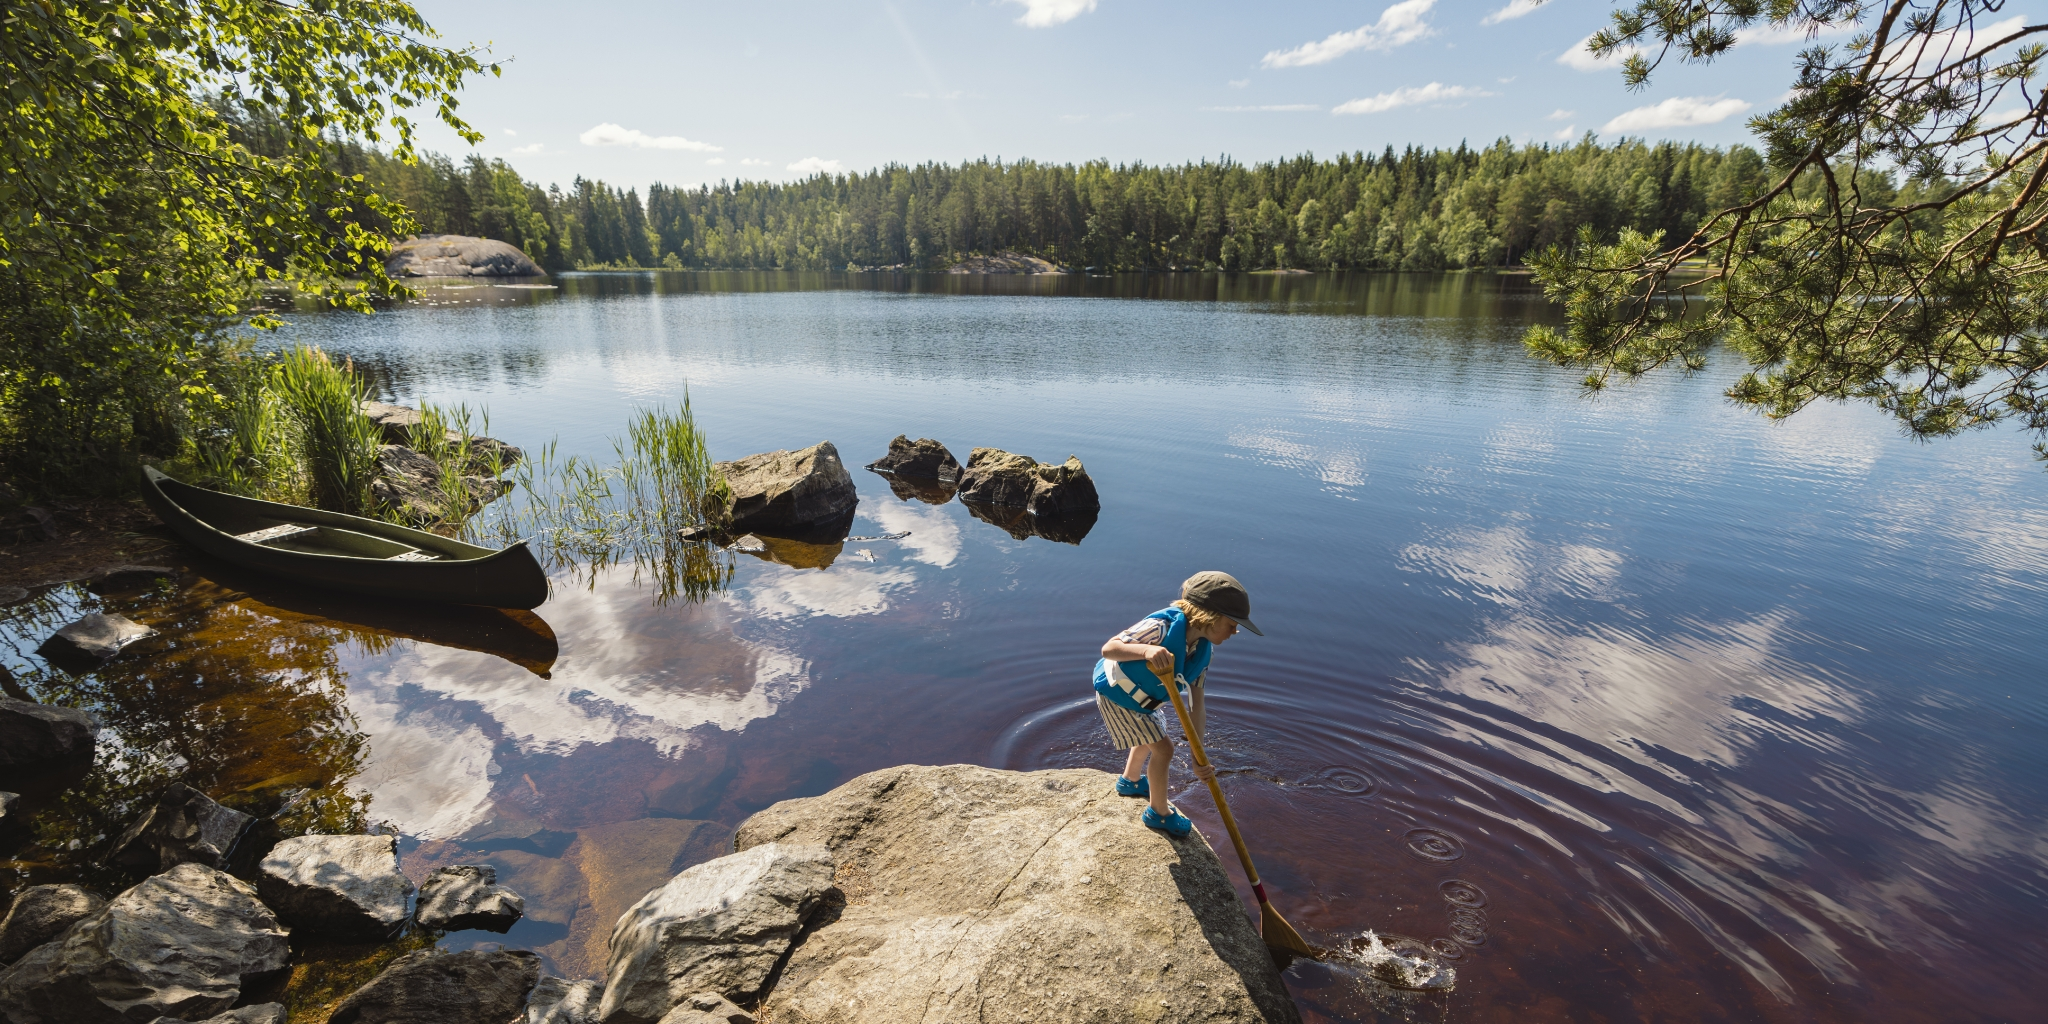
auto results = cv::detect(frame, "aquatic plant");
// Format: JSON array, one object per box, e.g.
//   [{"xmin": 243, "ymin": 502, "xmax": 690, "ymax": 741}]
[
  {"xmin": 475, "ymin": 397, "xmax": 732, "ymax": 604},
  {"xmin": 272, "ymin": 347, "xmax": 384, "ymax": 516}
]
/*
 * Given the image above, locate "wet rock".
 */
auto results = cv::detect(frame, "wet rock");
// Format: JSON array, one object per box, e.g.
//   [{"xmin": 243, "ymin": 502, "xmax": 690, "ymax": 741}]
[
  {"xmin": 727, "ymin": 533, "xmax": 842, "ymax": 570},
  {"xmin": 256, "ymin": 834, "xmax": 413, "ymax": 941},
  {"xmin": 0, "ymin": 506, "xmax": 57, "ymax": 544},
  {"xmin": 525, "ymin": 975, "xmax": 604, "ymax": 1024},
  {"xmin": 655, "ymin": 992, "xmax": 753, "ymax": 1024},
  {"xmin": 370, "ymin": 444, "xmax": 513, "ymax": 526},
  {"xmin": 570, "ymin": 818, "xmax": 730, "ymax": 982},
  {"xmin": 961, "ymin": 500, "xmax": 1098, "ymax": 545},
  {"xmin": 736, "ymin": 764, "xmax": 1301, "ymax": 1024},
  {"xmin": 0, "ymin": 696, "xmax": 97, "ymax": 772},
  {"xmin": 36, "ymin": 612, "xmax": 156, "ymax": 669},
  {"xmin": 85, "ymin": 564, "xmax": 178, "ymax": 595},
  {"xmin": 385, "ymin": 234, "xmax": 544, "ymax": 278},
  {"xmin": 326, "ymin": 948, "xmax": 540, "ymax": 1024},
  {"xmin": 598, "ymin": 842, "xmax": 835, "ymax": 1024},
  {"xmin": 147, "ymin": 1003, "xmax": 287, "ymax": 1024},
  {"xmin": 0, "ymin": 885, "xmax": 105, "ymax": 966},
  {"xmin": 0, "ymin": 863, "xmax": 290, "ymax": 1024},
  {"xmin": 710, "ymin": 441, "xmax": 857, "ymax": 534},
  {"xmin": 954, "ymin": 448, "xmax": 1100, "ymax": 516},
  {"xmin": 864, "ymin": 435, "xmax": 960, "ymax": 482},
  {"xmin": 106, "ymin": 783, "xmax": 255, "ymax": 873},
  {"xmin": 414, "ymin": 865, "xmax": 524, "ymax": 932}
]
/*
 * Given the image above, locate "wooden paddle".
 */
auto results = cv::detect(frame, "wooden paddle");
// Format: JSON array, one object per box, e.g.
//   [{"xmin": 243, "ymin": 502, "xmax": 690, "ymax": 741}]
[{"xmin": 1153, "ymin": 663, "xmax": 1318, "ymax": 957}]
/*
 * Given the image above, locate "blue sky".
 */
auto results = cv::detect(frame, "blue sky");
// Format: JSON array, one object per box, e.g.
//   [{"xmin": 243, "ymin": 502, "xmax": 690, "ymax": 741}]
[{"xmin": 398, "ymin": 0, "xmax": 1983, "ymax": 190}]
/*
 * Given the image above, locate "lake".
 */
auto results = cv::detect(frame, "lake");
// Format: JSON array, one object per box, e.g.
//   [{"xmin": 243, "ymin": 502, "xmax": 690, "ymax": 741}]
[{"xmin": 7, "ymin": 271, "xmax": 2044, "ymax": 1022}]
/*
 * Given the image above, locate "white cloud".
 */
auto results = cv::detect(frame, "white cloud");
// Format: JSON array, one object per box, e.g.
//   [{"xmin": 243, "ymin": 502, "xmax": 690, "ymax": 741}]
[
  {"xmin": 740, "ymin": 158, "xmax": 771, "ymax": 167},
  {"xmin": 787, "ymin": 157, "xmax": 844, "ymax": 175},
  {"xmin": 1228, "ymin": 78, "xmax": 1250, "ymax": 88},
  {"xmin": 1204, "ymin": 104, "xmax": 1321, "ymax": 112},
  {"xmin": 1553, "ymin": 124, "xmax": 1578, "ymax": 139},
  {"xmin": 1557, "ymin": 31, "xmax": 1643, "ymax": 71},
  {"xmin": 1005, "ymin": 0, "xmax": 1096, "ymax": 28},
  {"xmin": 1602, "ymin": 95, "xmax": 1752, "ymax": 132},
  {"xmin": 1545, "ymin": 107, "xmax": 1575, "ymax": 120},
  {"xmin": 509, "ymin": 143, "xmax": 544, "ymax": 155},
  {"xmin": 578, "ymin": 122, "xmax": 723, "ymax": 152},
  {"xmin": 1262, "ymin": 0, "xmax": 1436, "ymax": 68},
  {"xmin": 705, "ymin": 157, "xmax": 726, "ymax": 165},
  {"xmin": 1482, "ymin": 0, "xmax": 1544, "ymax": 26},
  {"xmin": 502, "ymin": 128, "xmax": 517, "ymax": 137},
  {"xmin": 1332, "ymin": 82, "xmax": 1492, "ymax": 115}
]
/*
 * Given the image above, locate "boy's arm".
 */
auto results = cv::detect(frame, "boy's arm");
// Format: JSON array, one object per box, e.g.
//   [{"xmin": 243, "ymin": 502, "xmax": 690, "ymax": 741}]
[{"xmin": 1101, "ymin": 637, "xmax": 1175, "ymax": 674}]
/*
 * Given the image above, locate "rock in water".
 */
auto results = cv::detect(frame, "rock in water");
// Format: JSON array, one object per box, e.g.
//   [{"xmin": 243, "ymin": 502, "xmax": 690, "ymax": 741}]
[
  {"xmin": 370, "ymin": 445, "xmax": 513, "ymax": 526},
  {"xmin": 710, "ymin": 442, "xmax": 857, "ymax": 535},
  {"xmin": 525, "ymin": 976, "xmax": 604, "ymax": 1024},
  {"xmin": 0, "ymin": 696, "xmax": 97, "ymax": 772},
  {"xmin": 954, "ymin": 448, "xmax": 1100, "ymax": 515},
  {"xmin": 0, "ymin": 885, "xmax": 105, "ymax": 966},
  {"xmin": 360, "ymin": 401, "xmax": 426, "ymax": 443},
  {"xmin": 256, "ymin": 835, "xmax": 413, "ymax": 941},
  {"xmin": 0, "ymin": 863, "xmax": 289, "ymax": 1024},
  {"xmin": 85, "ymin": 565, "xmax": 178, "ymax": 595},
  {"xmin": 598, "ymin": 843, "xmax": 835, "ymax": 1024},
  {"xmin": 106, "ymin": 783, "xmax": 255, "ymax": 873},
  {"xmin": 326, "ymin": 948, "xmax": 540, "ymax": 1024},
  {"xmin": 146, "ymin": 1003, "xmax": 287, "ymax": 1024},
  {"xmin": 384, "ymin": 235, "xmax": 544, "ymax": 277},
  {"xmin": 36, "ymin": 613, "xmax": 156, "ymax": 668},
  {"xmin": 654, "ymin": 992, "xmax": 753, "ymax": 1024},
  {"xmin": 414, "ymin": 865, "xmax": 524, "ymax": 932},
  {"xmin": 864, "ymin": 436, "xmax": 960, "ymax": 482},
  {"xmin": 735, "ymin": 764, "xmax": 1302, "ymax": 1024}
]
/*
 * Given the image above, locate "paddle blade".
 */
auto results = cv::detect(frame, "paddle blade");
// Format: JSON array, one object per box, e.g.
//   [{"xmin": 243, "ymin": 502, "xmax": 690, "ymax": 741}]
[{"xmin": 1261, "ymin": 901, "xmax": 1319, "ymax": 957}]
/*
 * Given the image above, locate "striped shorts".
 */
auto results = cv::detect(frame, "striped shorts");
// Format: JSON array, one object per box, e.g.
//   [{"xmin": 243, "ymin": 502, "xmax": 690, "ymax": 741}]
[{"xmin": 1096, "ymin": 678, "xmax": 1201, "ymax": 750}]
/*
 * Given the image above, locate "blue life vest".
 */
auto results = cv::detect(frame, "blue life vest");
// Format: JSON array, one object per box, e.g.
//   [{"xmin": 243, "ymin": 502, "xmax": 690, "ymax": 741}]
[{"xmin": 1093, "ymin": 606, "xmax": 1212, "ymax": 714}]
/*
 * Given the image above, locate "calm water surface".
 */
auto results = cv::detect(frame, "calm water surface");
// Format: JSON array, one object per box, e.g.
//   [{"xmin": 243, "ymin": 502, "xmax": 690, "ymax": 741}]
[{"xmin": 9, "ymin": 272, "xmax": 2045, "ymax": 1022}]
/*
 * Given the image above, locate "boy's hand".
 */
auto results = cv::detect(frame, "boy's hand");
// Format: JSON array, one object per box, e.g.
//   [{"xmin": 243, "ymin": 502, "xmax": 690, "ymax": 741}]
[{"xmin": 1145, "ymin": 646, "xmax": 1174, "ymax": 674}]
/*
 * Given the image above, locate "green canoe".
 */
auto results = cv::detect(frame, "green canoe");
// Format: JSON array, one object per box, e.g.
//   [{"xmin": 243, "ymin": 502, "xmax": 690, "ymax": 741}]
[{"xmin": 141, "ymin": 467, "xmax": 550, "ymax": 609}]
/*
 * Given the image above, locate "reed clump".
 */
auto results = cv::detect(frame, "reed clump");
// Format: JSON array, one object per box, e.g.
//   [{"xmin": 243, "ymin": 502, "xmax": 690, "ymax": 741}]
[{"xmin": 186, "ymin": 345, "xmax": 383, "ymax": 516}]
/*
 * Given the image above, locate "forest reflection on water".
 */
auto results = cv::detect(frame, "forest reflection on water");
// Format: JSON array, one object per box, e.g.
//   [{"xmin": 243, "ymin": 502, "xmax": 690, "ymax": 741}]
[{"xmin": 5, "ymin": 270, "xmax": 2044, "ymax": 1023}]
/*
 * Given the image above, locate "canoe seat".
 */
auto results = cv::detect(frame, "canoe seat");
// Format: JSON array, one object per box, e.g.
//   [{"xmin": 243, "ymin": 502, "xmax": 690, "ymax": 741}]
[
  {"xmin": 238, "ymin": 524, "xmax": 318, "ymax": 545},
  {"xmin": 387, "ymin": 551, "xmax": 439, "ymax": 562}
]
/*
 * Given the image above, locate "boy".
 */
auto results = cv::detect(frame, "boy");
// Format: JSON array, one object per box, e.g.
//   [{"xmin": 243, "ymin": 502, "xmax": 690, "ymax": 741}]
[{"xmin": 1094, "ymin": 571, "xmax": 1263, "ymax": 837}]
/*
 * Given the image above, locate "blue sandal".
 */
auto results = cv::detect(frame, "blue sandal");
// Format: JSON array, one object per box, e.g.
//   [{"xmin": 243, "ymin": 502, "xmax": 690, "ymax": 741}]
[
  {"xmin": 1115, "ymin": 776, "xmax": 1149, "ymax": 799},
  {"xmin": 1142, "ymin": 805, "xmax": 1192, "ymax": 838}
]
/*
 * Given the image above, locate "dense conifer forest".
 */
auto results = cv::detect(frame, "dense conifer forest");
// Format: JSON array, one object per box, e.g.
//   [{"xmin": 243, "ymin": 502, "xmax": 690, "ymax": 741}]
[{"xmin": 335, "ymin": 138, "xmax": 1776, "ymax": 273}]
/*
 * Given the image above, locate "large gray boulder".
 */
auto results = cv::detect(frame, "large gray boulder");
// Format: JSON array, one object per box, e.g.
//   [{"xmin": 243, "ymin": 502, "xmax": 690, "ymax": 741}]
[
  {"xmin": 106, "ymin": 783, "xmax": 255, "ymax": 873},
  {"xmin": 0, "ymin": 863, "xmax": 290, "ymax": 1024},
  {"xmin": 148, "ymin": 1004, "xmax": 286, "ymax": 1024},
  {"xmin": 598, "ymin": 843, "xmax": 835, "ymax": 1024},
  {"xmin": 256, "ymin": 834, "xmax": 413, "ymax": 941},
  {"xmin": 0, "ymin": 696, "xmax": 97, "ymax": 773},
  {"xmin": 954, "ymin": 448, "xmax": 1100, "ymax": 515},
  {"xmin": 385, "ymin": 235, "xmax": 544, "ymax": 277},
  {"xmin": 735, "ymin": 764, "xmax": 1301, "ymax": 1024},
  {"xmin": 36, "ymin": 613, "xmax": 156, "ymax": 668},
  {"xmin": 327, "ymin": 948, "xmax": 540, "ymax": 1024},
  {"xmin": 710, "ymin": 442, "xmax": 857, "ymax": 535},
  {"xmin": 0, "ymin": 885, "xmax": 104, "ymax": 966},
  {"xmin": 526, "ymin": 976, "xmax": 604, "ymax": 1024},
  {"xmin": 413, "ymin": 864, "xmax": 524, "ymax": 932}
]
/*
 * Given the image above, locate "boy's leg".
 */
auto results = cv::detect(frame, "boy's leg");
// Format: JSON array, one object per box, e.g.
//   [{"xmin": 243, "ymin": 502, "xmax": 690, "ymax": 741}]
[
  {"xmin": 1145, "ymin": 737, "xmax": 1173, "ymax": 815},
  {"xmin": 1121, "ymin": 745, "xmax": 1149, "ymax": 783}
]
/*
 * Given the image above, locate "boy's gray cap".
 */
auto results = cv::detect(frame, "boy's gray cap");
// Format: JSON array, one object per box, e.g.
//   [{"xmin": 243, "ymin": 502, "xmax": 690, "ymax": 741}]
[{"xmin": 1181, "ymin": 571, "xmax": 1263, "ymax": 635}]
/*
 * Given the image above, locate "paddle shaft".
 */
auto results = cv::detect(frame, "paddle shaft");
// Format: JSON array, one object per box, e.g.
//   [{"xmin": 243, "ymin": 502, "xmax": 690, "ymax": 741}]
[{"xmin": 1153, "ymin": 664, "xmax": 1275, "ymax": 908}]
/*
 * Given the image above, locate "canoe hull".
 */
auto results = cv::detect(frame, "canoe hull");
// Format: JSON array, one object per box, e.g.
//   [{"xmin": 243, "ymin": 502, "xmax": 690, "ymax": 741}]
[{"xmin": 141, "ymin": 468, "xmax": 550, "ymax": 609}]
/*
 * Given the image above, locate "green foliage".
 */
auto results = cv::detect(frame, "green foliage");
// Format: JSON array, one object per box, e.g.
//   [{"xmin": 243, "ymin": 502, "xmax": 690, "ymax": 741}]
[
  {"xmin": 0, "ymin": 0, "xmax": 491, "ymax": 492},
  {"xmin": 1531, "ymin": 1, "xmax": 2048, "ymax": 457},
  {"xmin": 272, "ymin": 348, "xmax": 383, "ymax": 516},
  {"xmin": 371, "ymin": 140, "xmax": 1775, "ymax": 273}
]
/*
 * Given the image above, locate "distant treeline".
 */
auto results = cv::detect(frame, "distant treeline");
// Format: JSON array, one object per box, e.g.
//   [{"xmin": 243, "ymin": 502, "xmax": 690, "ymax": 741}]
[{"xmin": 328, "ymin": 136, "xmax": 1775, "ymax": 273}]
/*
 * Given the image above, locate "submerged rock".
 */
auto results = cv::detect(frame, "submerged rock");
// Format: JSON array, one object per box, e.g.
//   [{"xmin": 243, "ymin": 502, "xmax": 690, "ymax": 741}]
[
  {"xmin": 0, "ymin": 863, "xmax": 290, "ymax": 1024},
  {"xmin": 955, "ymin": 448, "xmax": 1100, "ymax": 515},
  {"xmin": 326, "ymin": 948, "xmax": 540, "ymax": 1024},
  {"xmin": 85, "ymin": 564, "xmax": 178, "ymax": 595},
  {"xmin": 147, "ymin": 1003, "xmax": 287, "ymax": 1024},
  {"xmin": 106, "ymin": 783, "xmax": 255, "ymax": 874},
  {"xmin": 370, "ymin": 444, "xmax": 514, "ymax": 526},
  {"xmin": 256, "ymin": 835, "xmax": 413, "ymax": 941},
  {"xmin": 385, "ymin": 235, "xmax": 544, "ymax": 278},
  {"xmin": 36, "ymin": 613, "xmax": 156, "ymax": 668},
  {"xmin": 735, "ymin": 764, "xmax": 1301, "ymax": 1024},
  {"xmin": 525, "ymin": 975, "xmax": 604, "ymax": 1024},
  {"xmin": 864, "ymin": 435, "xmax": 961, "ymax": 482},
  {"xmin": 710, "ymin": 441, "xmax": 857, "ymax": 534},
  {"xmin": 599, "ymin": 842, "xmax": 835, "ymax": 1024},
  {"xmin": 0, "ymin": 696, "xmax": 97, "ymax": 773},
  {"xmin": 0, "ymin": 885, "xmax": 105, "ymax": 966},
  {"xmin": 413, "ymin": 865, "xmax": 524, "ymax": 932}
]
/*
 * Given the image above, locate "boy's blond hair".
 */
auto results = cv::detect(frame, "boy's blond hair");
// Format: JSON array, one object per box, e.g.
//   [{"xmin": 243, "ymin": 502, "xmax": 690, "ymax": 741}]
[{"xmin": 1173, "ymin": 598, "xmax": 1229, "ymax": 635}]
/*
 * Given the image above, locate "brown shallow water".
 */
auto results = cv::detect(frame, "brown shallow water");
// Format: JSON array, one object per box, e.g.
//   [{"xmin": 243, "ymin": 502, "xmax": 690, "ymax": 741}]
[{"xmin": 5, "ymin": 271, "xmax": 2045, "ymax": 1022}]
